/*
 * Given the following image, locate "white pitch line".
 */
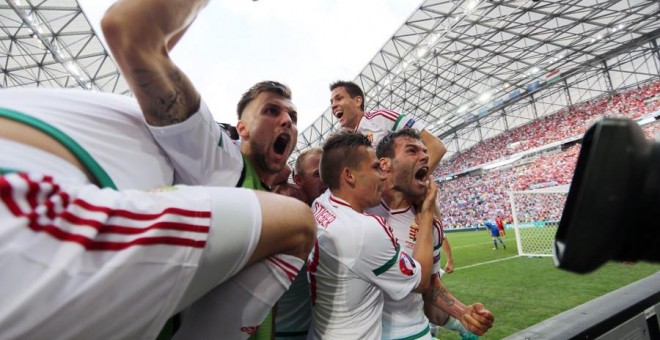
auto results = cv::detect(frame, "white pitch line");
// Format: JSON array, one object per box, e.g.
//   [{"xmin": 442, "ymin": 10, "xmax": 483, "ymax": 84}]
[{"xmin": 454, "ymin": 255, "xmax": 519, "ymax": 270}]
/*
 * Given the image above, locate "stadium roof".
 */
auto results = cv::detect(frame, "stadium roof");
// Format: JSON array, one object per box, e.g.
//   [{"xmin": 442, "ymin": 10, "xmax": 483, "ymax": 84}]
[
  {"xmin": 0, "ymin": 0, "xmax": 128, "ymax": 94},
  {"xmin": 295, "ymin": 0, "xmax": 660, "ymax": 161}
]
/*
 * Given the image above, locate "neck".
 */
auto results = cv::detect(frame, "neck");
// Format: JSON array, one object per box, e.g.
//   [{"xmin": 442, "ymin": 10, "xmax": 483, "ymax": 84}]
[
  {"xmin": 241, "ymin": 146, "xmax": 276, "ymax": 188},
  {"xmin": 352, "ymin": 111, "xmax": 365, "ymax": 130},
  {"xmin": 331, "ymin": 188, "xmax": 365, "ymax": 213}
]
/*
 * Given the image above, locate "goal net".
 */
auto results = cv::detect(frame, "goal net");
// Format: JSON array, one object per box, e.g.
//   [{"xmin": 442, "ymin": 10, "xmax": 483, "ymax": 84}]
[{"xmin": 508, "ymin": 185, "xmax": 570, "ymax": 257}]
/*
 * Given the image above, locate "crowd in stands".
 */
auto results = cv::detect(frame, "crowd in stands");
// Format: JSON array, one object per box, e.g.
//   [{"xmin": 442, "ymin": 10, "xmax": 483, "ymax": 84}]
[
  {"xmin": 435, "ymin": 79, "xmax": 660, "ymax": 229},
  {"xmin": 436, "ymin": 79, "xmax": 660, "ymax": 177}
]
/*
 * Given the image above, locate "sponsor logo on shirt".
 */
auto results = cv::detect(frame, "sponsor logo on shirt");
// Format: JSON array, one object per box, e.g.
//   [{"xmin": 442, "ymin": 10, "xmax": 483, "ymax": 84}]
[
  {"xmin": 399, "ymin": 251, "xmax": 416, "ymax": 276},
  {"xmin": 404, "ymin": 119, "xmax": 416, "ymax": 128},
  {"xmin": 313, "ymin": 202, "xmax": 336, "ymax": 229}
]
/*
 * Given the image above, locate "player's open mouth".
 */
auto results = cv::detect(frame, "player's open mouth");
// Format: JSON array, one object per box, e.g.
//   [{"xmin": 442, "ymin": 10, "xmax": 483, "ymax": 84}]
[
  {"xmin": 273, "ymin": 134, "xmax": 290, "ymax": 155},
  {"xmin": 334, "ymin": 110, "xmax": 343, "ymax": 120},
  {"xmin": 415, "ymin": 166, "xmax": 429, "ymax": 182}
]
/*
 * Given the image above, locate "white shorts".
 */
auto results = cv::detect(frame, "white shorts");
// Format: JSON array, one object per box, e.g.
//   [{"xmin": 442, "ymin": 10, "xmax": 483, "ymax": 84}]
[{"xmin": 0, "ymin": 169, "xmax": 262, "ymax": 339}]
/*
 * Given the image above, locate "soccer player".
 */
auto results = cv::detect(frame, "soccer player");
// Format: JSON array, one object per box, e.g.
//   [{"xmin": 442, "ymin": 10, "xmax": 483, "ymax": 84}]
[
  {"xmin": 0, "ymin": 87, "xmax": 315, "ymax": 339},
  {"xmin": 371, "ymin": 129, "xmax": 494, "ymax": 339},
  {"xmin": 307, "ymin": 130, "xmax": 436, "ymax": 339},
  {"xmin": 484, "ymin": 220, "xmax": 506, "ymax": 250},
  {"xmin": 103, "ymin": 1, "xmax": 310, "ymax": 338},
  {"xmin": 495, "ymin": 215, "xmax": 506, "ymax": 237},
  {"xmin": 329, "ymin": 80, "xmax": 446, "ymax": 170}
]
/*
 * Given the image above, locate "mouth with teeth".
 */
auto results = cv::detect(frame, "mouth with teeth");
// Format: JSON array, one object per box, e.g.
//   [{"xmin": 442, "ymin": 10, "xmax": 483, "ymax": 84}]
[
  {"xmin": 333, "ymin": 110, "xmax": 344, "ymax": 121},
  {"xmin": 273, "ymin": 133, "xmax": 291, "ymax": 155}
]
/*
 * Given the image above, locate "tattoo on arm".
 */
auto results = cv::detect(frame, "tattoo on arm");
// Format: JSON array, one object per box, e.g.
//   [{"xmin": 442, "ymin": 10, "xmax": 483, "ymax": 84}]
[
  {"xmin": 132, "ymin": 67, "xmax": 200, "ymax": 126},
  {"xmin": 432, "ymin": 285, "xmax": 455, "ymax": 306}
]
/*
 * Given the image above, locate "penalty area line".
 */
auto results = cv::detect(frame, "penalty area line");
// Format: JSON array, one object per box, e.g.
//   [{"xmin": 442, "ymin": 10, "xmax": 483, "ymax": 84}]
[{"xmin": 455, "ymin": 255, "xmax": 519, "ymax": 271}]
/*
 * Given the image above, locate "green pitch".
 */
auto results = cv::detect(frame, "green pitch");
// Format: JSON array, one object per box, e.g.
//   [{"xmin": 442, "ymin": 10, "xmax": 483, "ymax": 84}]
[{"xmin": 435, "ymin": 230, "xmax": 660, "ymax": 339}]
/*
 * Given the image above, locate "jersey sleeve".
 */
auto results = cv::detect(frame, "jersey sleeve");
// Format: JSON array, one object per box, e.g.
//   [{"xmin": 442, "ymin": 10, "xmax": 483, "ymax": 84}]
[
  {"xmin": 147, "ymin": 99, "xmax": 243, "ymax": 187},
  {"xmin": 355, "ymin": 216, "xmax": 421, "ymax": 301},
  {"xmin": 369, "ymin": 109, "xmax": 424, "ymax": 133}
]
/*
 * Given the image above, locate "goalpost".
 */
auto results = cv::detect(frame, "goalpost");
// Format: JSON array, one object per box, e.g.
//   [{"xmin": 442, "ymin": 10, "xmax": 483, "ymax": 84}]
[{"xmin": 508, "ymin": 185, "xmax": 570, "ymax": 257}]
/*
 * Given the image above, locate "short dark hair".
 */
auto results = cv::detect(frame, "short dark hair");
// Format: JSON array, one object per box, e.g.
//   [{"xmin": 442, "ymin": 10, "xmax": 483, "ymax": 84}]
[
  {"xmin": 295, "ymin": 147, "xmax": 323, "ymax": 178},
  {"xmin": 321, "ymin": 130, "xmax": 372, "ymax": 190},
  {"xmin": 329, "ymin": 80, "xmax": 365, "ymax": 111},
  {"xmin": 376, "ymin": 129, "xmax": 422, "ymax": 159},
  {"xmin": 237, "ymin": 81, "xmax": 292, "ymax": 119}
]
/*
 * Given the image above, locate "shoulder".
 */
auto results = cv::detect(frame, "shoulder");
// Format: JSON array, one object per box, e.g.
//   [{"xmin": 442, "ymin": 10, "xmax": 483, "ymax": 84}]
[{"xmin": 363, "ymin": 109, "xmax": 401, "ymax": 122}]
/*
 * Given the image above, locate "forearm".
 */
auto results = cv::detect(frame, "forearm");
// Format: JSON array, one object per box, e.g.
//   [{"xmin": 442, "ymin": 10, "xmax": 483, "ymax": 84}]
[
  {"xmin": 102, "ymin": 0, "xmax": 203, "ymax": 126},
  {"xmin": 422, "ymin": 274, "xmax": 467, "ymax": 319},
  {"xmin": 442, "ymin": 238, "xmax": 454, "ymax": 265},
  {"xmin": 411, "ymin": 211, "xmax": 434, "ymax": 292},
  {"xmin": 421, "ymin": 130, "xmax": 446, "ymax": 171}
]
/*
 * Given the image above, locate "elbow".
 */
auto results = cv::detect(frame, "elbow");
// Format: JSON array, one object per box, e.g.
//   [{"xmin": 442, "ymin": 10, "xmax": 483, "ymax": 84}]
[
  {"xmin": 101, "ymin": 9, "xmax": 128, "ymax": 51},
  {"xmin": 416, "ymin": 275, "xmax": 431, "ymax": 292},
  {"xmin": 289, "ymin": 202, "xmax": 317, "ymax": 260}
]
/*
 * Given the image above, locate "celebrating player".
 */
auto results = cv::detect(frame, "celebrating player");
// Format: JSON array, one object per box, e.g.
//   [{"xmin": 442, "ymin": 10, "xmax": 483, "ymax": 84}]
[
  {"xmin": 307, "ymin": 130, "xmax": 436, "ymax": 339},
  {"xmin": 371, "ymin": 129, "xmax": 494, "ymax": 338}
]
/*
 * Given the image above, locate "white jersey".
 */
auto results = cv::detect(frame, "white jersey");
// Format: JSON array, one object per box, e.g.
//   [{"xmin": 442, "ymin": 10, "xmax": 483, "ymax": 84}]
[
  {"xmin": 147, "ymin": 100, "xmax": 243, "ymax": 187},
  {"xmin": 368, "ymin": 202, "xmax": 444, "ymax": 340},
  {"xmin": 356, "ymin": 109, "xmax": 424, "ymax": 147},
  {"xmin": 307, "ymin": 192, "xmax": 422, "ymax": 340},
  {"xmin": 0, "ymin": 88, "xmax": 173, "ymax": 190}
]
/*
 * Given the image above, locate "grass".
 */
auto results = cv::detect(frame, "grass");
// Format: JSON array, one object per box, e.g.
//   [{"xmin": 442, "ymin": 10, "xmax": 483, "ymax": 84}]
[{"xmin": 434, "ymin": 230, "xmax": 660, "ymax": 339}]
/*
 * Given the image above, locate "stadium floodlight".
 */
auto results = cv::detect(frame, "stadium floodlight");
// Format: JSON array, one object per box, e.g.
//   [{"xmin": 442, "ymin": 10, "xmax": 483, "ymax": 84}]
[
  {"xmin": 479, "ymin": 93, "xmax": 491, "ymax": 103},
  {"xmin": 554, "ymin": 117, "xmax": 660, "ymax": 273}
]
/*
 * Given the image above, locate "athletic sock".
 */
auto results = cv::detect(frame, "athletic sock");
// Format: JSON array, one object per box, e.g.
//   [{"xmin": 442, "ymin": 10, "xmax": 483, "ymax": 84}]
[
  {"xmin": 173, "ymin": 254, "xmax": 304, "ymax": 340},
  {"xmin": 493, "ymin": 240, "xmax": 498, "ymax": 249}
]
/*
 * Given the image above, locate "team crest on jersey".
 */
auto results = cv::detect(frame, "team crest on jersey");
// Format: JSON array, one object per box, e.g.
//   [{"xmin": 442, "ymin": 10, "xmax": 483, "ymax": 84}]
[
  {"xmin": 408, "ymin": 223, "xmax": 419, "ymax": 242},
  {"xmin": 399, "ymin": 251, "xmax": 416, "ymax": 276}
]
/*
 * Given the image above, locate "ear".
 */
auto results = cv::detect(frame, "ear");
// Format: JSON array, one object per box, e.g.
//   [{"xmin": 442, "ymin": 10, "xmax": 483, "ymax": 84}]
[
  {"xmin": 379, "ymin": 157, "xmax": 391, "ymax": 172},
  {"xmin": 342, "ymin": 167, "xmax": 356, "ymax": 186},
  {"xmin": 236, "ymin": 120, "xmax": 249, "ymax": 139},
  {"xmin": 294, "ymin": 173, "xmax": 302, "ymax": 186},
  {"xmin": 355, "ymin": 95, "xmax": 363, "ymax": 109}
]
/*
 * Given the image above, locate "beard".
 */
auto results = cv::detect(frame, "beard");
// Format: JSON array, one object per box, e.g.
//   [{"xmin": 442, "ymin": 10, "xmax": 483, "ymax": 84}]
[{"xmin": 251, "ymin": 142, "xmax": 284, "ymax": 175}]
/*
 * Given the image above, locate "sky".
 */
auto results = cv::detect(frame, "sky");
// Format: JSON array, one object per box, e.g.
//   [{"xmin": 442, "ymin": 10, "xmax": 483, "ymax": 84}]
[{"xmin": 79, "ymin": 0, "xmax": 422, "ymax": 130}]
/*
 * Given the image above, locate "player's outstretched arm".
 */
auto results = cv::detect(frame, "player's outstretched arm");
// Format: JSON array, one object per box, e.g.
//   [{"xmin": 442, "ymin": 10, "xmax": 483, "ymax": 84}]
[
  {"xmin": 102, "ymin": 0, "xmax": 207, "ymax": 126},
  {"xmin": 246, "ymin": 191, "xmax": 316, "ymax": 264},
  {"xmin": 422, "ymin": 275, "xmax": 494, "ymax": 336}
]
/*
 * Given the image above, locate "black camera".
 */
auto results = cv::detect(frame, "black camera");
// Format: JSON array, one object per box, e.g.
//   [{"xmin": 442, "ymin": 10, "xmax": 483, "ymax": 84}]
[{"xmin": 554, "ymin": 116, "xmax": 660, "ymax": 273}]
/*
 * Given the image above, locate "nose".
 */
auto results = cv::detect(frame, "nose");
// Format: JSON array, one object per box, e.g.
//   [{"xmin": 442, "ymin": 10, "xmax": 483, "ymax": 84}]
[
  {"xmin": 420, "ymin": 151, "xmax": 430, "ymax": 163},
  {"xmin": 280, "ymin": 112, "xmax": 293, "ymax": 128}
]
